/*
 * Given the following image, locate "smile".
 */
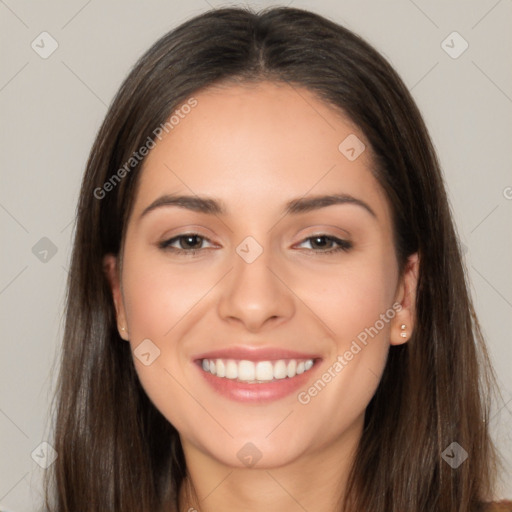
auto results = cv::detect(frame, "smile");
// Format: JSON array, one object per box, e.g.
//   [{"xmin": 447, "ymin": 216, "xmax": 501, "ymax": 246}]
[{"xmin": 200, "ymin": 358, "xmax": 315, "ymax": 383}]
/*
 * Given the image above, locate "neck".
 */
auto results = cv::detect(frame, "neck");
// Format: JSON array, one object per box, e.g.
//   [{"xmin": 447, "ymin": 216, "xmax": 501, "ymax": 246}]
[{"xmin": 177, "ymin": 416, "xmax": 363, "ymax": 512}]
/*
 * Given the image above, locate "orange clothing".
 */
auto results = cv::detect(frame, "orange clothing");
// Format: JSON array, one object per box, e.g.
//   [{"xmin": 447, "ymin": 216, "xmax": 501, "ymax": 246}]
[{"xmin": 485, "ymin": 501, "xmax": 512, "ymax": 511}]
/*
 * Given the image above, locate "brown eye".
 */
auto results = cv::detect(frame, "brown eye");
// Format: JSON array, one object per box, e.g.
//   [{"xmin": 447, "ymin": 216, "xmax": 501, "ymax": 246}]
[
  {"xmin": 159, "ymin": 233, "xmax": 214, "ymax": 254},
  {"xmin": 297, "ymin": 235, "xmax": 352, "ymax": 254}
]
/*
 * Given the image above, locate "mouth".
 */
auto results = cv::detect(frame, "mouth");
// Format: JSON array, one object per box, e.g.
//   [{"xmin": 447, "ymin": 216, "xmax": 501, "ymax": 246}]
[{"xmin": 194, "ymin": 355, "xmax": 322, "ymax": 403}]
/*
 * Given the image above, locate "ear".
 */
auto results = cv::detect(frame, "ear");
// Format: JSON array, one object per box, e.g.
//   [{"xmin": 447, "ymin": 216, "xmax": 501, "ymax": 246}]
[
  {"xmin": 103, "ymin": 254, "xmax": 129, "ymax": 340},
  {"xmin": 390, "ymin": 252, "xmax": 420, "ymax": 346}
]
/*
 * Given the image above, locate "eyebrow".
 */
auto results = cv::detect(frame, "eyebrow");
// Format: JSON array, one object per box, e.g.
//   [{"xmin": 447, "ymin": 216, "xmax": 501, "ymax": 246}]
[{"xmin": 139, "ymin": 193, "xmax": 377, "ymax": 219}]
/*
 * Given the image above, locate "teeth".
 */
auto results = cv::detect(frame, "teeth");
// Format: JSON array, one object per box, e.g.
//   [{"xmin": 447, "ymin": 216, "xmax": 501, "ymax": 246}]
[
  {"xmin": 200, "ymin": 357, "xmax": 315, "ymax": 382},
  {"xmin": 217, "ymin": 359, "xmax": 226, "ymax": 378},
  {"xmin": 225, "ymin": 360, "xmax": 237, "ymax": 379},
  {"xmin": 239, "ymin": 360, "xmax": 255, "ymax": 381},
  {"xmin": 273, "ymin": 360, "xmax": 287, "ymax": 379},
  {"xmin": 255, "ymin": 361, "xmax": 273, "ymax": 381},
  {"xmin": 287, "ymin": 359, "xmax": 297, "ymax": 378}
]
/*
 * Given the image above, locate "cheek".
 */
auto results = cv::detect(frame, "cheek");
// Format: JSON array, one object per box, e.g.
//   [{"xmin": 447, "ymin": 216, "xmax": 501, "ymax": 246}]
[
  {"xmin": 295, "ymin": 246, "xmax": 399, "ymax": 344},
  {"xmin": 298, "ymin": 246, "xmax": 397, "ymax": 389},
  {"xmin": 291, "ymin": 254, "xmax": 398, "ymax": 442},
  {"xmin": 120, "ymin": 249, "xmax": 217, "ymax": 434},
  {"xmin": 122, "ymin": 251, "xmax": 216, "ymax": 340}
]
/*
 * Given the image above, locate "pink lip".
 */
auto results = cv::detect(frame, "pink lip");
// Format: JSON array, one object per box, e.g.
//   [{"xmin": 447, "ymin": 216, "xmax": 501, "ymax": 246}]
[
  {"xmin": 192, "ymin": 345, "xmax": 323, "ymax": 403},
  {"xmin": 195, "ymin": 361, "xmax": 321, "ymax": 403},
  {"xmin": 193, "ymin": 345, "xmax": 321, "ymax": 362}
]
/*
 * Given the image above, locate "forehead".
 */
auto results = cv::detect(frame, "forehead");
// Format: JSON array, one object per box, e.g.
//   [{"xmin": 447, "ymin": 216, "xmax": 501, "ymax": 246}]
[{"xmin": 132, "ymin": 80, "xmax": 390, "ymax": 222}]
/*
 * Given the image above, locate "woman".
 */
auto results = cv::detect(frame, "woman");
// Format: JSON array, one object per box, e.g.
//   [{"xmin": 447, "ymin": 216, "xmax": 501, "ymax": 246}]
[{"xmin": 43, "ymin": 6, "xmax": 511, "ymax": 512}]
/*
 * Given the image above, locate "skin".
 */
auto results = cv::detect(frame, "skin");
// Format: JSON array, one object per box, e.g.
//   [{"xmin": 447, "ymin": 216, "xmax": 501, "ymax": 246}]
[{"xmin": 104, "ymin": 80, "xmax": 419, "ymax": 512}]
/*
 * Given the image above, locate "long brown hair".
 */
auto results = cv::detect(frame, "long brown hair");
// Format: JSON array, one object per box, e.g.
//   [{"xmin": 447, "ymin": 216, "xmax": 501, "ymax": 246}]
[{"xmin": 43, "ymin": 6, "xmax": 500, "ymax": 511}]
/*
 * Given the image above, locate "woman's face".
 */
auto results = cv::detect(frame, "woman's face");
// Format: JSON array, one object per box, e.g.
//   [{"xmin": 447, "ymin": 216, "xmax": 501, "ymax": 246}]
[{"xmin": 106, "ymin": 80, "xmax": 417, "ymax": 469}]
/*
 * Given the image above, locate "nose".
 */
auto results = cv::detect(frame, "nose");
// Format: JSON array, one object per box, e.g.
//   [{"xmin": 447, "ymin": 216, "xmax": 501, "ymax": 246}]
[{"xmin": 217, "ymin": 242, "xmax": 295, "ymax": 332}]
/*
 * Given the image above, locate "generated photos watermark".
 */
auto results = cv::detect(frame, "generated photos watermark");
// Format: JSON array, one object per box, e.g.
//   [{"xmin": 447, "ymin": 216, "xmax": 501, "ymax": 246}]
[
  {"xmin": 93, "ymin": 97, "xmax": 198, "ymax": 200},
  {"xmin": 297, "ymin": 302, "xmax": 402, "ymax": 405}
]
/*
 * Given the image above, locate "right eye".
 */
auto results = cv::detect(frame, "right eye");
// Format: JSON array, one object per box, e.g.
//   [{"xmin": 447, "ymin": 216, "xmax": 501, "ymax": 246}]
[{"xmin": 158, "ymin": 233, "xmax": 216, "ymax": 256}]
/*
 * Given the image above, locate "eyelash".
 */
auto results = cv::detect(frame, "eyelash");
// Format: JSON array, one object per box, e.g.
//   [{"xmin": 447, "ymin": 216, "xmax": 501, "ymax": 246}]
[{"xmin": 158, "ymin": 233, "xmax": 353, "ymax": 256}]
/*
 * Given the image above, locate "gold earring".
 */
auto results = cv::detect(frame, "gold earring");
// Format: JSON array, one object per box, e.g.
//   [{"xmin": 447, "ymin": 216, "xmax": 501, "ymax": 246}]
[{"xmin": 400, "ymin": 324, "xmax": 407, "ymax": 338}]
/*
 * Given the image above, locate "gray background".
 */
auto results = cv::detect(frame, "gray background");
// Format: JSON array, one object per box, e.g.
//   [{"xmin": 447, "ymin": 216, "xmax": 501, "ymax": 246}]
[{"xmin": 1, "ymin": 0, "xmax": 511, "ymax": 510}]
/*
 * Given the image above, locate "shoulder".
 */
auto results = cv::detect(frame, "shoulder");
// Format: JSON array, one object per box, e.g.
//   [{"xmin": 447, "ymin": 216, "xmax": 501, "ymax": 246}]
[{"xmin": 483, "ymin": 501, "xmax": 512, "ymax": 512}]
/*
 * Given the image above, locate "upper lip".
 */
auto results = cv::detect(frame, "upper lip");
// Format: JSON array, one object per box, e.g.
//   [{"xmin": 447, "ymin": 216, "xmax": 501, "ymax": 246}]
[{"xmin": 193, "ymin": 346, "xmax": 322, "ymax": 362}]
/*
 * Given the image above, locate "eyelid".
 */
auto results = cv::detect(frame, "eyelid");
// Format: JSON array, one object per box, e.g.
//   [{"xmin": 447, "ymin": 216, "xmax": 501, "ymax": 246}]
[
  {"xmin": 157, "ymin": 224, "xmax": 216, "ymax": 242},
  {"xmin": 158, "ymin": 232, "xmax": 217, "ymax": 250},
  {"xmin": 295, "ymin": 224, "xmax": 351, "ymax": 239}
]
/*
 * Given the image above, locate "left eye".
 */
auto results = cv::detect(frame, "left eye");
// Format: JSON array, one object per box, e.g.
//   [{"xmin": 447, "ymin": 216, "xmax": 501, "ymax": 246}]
[{"xmin": 295, "ymin": 235, "xmax": 352, "ymax": 253}]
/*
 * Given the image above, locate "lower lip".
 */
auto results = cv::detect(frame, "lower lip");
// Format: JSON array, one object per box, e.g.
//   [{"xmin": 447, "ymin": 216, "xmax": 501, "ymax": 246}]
[{"xmin": 195, "ymin": 360, "xmax": 321, "ymax": 403}]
